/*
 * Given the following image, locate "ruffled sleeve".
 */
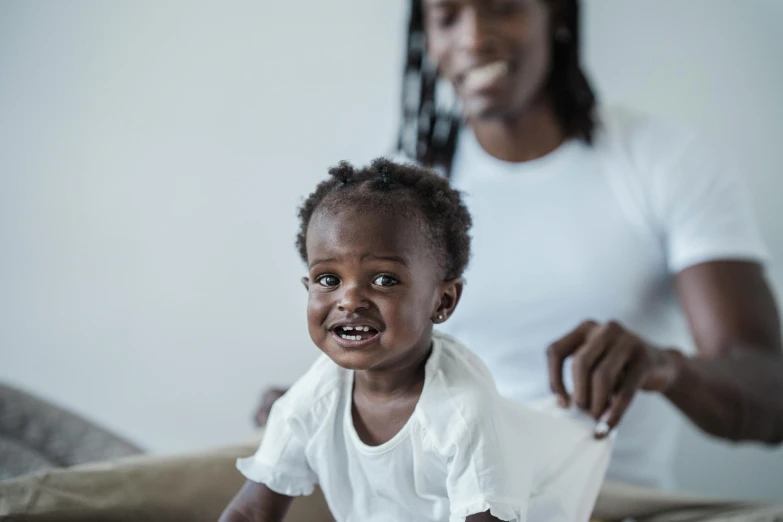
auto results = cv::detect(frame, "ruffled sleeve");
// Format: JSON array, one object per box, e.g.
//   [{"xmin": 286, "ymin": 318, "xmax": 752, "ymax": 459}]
[
  {"xmin": 236, "ymin": 397, "xmax": 318, "ymax": 497},
  {"xmin": 449, "ymin": 498, "xmax": 524, "ymax": 522}
]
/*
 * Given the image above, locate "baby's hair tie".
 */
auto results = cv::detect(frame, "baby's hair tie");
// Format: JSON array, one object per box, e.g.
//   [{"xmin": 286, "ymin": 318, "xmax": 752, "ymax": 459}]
[
  {"xmin": 328, "ymin": 161, "xmax": 354, "ymax": 185},
  {"xmin": 372, "ymin": 158, "xmax": 394, "ymax": 186}
]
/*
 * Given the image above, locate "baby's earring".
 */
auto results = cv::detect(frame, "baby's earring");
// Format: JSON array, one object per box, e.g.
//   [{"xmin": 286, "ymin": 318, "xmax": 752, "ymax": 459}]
[{"xmin": 436, "ymin": 314, "xmax": 444, "ymax": 322}]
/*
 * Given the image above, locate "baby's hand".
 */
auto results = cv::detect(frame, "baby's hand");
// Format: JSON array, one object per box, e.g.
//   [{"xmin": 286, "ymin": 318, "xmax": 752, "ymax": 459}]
[{"xmin": 253, "ymin": 387, "xmax": 288, "ymax": 427}]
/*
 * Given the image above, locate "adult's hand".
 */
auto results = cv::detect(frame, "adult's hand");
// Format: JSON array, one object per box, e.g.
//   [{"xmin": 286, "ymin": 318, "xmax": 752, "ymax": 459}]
[
  {"xmin": 547, "ymin": 262, "xmax": 783, "ymax": 445},
  {"xmin": 253, "ymin": 387, "xmax": 288, "ymax": 428},
  {"xmin": 547, "ymin": 320, "xmax": 681, "ymax": 438}
]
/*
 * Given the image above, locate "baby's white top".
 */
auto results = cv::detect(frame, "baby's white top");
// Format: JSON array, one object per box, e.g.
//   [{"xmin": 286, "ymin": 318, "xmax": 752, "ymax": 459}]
[{"xmin": 238, "ymin": 331, "xmax": 612, "ymax": 522}]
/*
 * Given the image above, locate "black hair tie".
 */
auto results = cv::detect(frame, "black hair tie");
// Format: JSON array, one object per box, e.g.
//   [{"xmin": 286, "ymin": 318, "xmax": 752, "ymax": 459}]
[
  {"xmin": 329, "ymin": 160, "xmax": 353, "ymax": 185},
  {"xmin": 373, "ymin": 158, "xmax": 392, "ymax": 187}
]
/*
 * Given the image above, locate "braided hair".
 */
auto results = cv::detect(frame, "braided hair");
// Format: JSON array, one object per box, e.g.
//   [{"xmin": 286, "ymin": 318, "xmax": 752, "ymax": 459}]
[
  {"xmin": 296, "ymin": 158, "xmax": 472, "ymax": 281},
  {"xmin": 397, "ymin": 0, "xmax": 597, "ymax": 175}
]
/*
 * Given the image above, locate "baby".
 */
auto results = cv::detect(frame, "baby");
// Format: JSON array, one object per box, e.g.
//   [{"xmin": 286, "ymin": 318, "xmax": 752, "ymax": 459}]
[{"xmin": 220, "ymin": 159, "xmax": 611, "ymax": 522}]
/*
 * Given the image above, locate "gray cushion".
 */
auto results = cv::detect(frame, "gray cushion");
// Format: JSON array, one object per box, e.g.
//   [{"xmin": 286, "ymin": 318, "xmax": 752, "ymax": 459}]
[{"xmin": 0, "ymin": 383, "xmax": 143, "ymax": 480}]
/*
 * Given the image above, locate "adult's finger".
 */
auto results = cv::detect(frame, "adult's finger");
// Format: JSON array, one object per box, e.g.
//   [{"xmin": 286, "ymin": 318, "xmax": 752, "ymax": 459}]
[
  {"xmin": 589, "ymin": 337, "xmax": 635, "ymax": 419},
  {"xmin": 570, "ymin": 323, "xmax": 617, "ymax": 411},
  {"xmin": 547, "ymin": 320, "xmax": 597, "ymax": 407},
  {"xmin": 594, "ymin": 357, "xmax": 646, "ymax": 439}
]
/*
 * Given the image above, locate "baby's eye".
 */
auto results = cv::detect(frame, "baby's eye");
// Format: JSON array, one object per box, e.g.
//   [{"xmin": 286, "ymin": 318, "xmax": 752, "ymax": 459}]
[
  {"xmin": 316, "ymin": 275, "xmax": 340, "ymax": 287},
  {"xmin": 373, "ymin": 275, "xmax": 399, "ymax": 287}
]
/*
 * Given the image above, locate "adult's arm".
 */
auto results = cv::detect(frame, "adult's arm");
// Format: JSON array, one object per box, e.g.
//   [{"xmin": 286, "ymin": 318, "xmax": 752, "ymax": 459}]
[
  {"xmin": 548, "ymin": 261, "xmax": 783, "ymax": 443},
  {"xmin": 665, "ymin": 260, "xmax": 783, "ymax": 442}
]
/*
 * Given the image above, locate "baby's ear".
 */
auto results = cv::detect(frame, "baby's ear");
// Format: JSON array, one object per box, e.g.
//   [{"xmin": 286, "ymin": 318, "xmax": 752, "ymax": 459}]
[
  {"xmin": 301, "ymin": 277, "xmax": 310, "ymax": 291},
  {"xmin": 434, "ymin": 278, "xmax": 463, "ymax": 323}
]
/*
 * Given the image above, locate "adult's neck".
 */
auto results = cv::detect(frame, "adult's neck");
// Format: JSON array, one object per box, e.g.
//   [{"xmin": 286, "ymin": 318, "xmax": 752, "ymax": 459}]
[{"xmin": 469, "ymin": 99, "xmax": 565, "ymax": 163}]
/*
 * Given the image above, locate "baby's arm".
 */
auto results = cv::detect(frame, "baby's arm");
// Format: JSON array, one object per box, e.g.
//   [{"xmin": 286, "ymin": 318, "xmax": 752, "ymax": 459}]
[
  {"xmin": 232, "ymin": 362, "xmax": 330, "ymax": 521},
  {"xmin": 218, "ymin": 480, "xmax": 294, "ymax": 522}
]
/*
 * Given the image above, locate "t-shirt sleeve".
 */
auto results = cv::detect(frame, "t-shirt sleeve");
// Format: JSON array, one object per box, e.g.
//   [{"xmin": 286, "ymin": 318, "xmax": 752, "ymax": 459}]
[
  {"xmin": 236, "ymin": 394, "xmax": 318, "ymax": 497},
  {"xmin": 444, "ymin": 399, "xmax": 532, "ymax": 522},
  {"xmin": 652, "ymin": 134, "xmax": 768, "ymax": 273}
]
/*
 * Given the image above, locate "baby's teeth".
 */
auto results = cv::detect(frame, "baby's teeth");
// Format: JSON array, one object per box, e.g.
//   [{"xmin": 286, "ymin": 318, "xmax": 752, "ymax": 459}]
[{"xmin": 340, "ymin": 325, "xmax": 372, "ymax": 334}]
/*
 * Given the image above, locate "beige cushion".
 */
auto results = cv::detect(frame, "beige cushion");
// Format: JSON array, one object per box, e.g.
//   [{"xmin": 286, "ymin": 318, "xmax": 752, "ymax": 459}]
[
  {"xmin": 2, "ymin": 434, "xmax": 781, "ymax": 522},
  {"xmin": 0, "ymin": 434, "xmax": 334, "ymax": 522}
]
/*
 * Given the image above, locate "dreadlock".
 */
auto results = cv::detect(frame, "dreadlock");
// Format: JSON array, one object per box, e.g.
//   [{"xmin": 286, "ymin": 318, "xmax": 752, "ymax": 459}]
[
  {"xmin": 397, "ymin": 0, "xmax": 597, "ymax": 175},
  {"xmin": 296, "ymin": 158, "xmax": 472, "ymax": 281}
]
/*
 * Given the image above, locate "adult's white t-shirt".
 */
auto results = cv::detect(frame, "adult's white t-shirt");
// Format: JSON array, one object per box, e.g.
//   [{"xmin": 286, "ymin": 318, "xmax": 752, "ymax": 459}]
[{"xmin": 439, "ymin": 106, "xmax": 768, "ymax": 489}]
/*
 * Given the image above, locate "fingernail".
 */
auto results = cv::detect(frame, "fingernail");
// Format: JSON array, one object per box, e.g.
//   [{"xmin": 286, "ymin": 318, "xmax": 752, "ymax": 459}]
[
  {"xmin": 594, "ymin": 410, "xmax": 612, "ymax": 437},
  {"xmin": 557, "ymin": 395, "xmax": 569, "ymax": 408}
]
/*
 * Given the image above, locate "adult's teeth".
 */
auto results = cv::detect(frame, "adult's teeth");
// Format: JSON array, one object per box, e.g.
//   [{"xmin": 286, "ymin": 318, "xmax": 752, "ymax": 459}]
[
  {"xmin": 464, "ymin": 61, "xmax": 508, "ymax": 91},
  {"xmin": 344, "ymin": 326, "xmax": 353, "ymax": 331}
]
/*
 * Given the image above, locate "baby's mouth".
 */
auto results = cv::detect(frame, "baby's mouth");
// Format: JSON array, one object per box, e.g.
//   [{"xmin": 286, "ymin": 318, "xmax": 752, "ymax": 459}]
[{"xmin": 332, "ymin": 325, "xmax": 379, "ymax": 342}]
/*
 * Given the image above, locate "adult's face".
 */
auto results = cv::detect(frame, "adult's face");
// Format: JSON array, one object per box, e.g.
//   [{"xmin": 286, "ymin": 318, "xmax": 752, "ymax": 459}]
[{"xmin": 423, "ymin": 0, "xmax": 553, "ymax": 121}]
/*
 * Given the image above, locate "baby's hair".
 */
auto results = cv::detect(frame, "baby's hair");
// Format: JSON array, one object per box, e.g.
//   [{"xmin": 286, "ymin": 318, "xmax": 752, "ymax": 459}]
[{"xmin": 296, "ymin": 158, "xmax": 472, "ymax": 281}]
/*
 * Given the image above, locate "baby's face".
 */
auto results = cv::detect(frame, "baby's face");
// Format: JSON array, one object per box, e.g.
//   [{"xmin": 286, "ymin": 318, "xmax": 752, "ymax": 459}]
[{"xmin": 304, "ymin": 207, "xmax": 443, "ymax": 372}]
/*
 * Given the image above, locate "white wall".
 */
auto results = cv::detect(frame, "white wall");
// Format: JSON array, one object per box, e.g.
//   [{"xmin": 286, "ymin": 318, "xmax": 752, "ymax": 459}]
[{"xmin": 1, "ymin": 0, "xmax": 781, "ymax": 500}]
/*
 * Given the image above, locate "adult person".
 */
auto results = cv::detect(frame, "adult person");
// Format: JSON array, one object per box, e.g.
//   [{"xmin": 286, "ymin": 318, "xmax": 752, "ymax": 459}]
[{"xmin": 257, "ymin": 0, "xmax": 783, "ymax": 490}]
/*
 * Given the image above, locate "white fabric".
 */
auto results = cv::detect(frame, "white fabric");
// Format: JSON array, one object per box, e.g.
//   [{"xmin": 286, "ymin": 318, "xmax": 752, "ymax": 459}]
[
  {"xmin": 238, "ymin": 331, "xmax": 612, "ymax": 522},
  {"xmin": 440, "ymin": 106, "xmax": 768, "ymax": 489}
]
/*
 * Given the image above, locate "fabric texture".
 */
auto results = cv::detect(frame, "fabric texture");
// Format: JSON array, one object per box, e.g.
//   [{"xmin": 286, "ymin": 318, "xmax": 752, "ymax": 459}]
[
  {"xmin": 440, "ymin": 105, "xmax": 768, "ymax": 489},
  {"xmin": 237, "ymin": 331, "xmax": 612, "ymax": 522}
]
